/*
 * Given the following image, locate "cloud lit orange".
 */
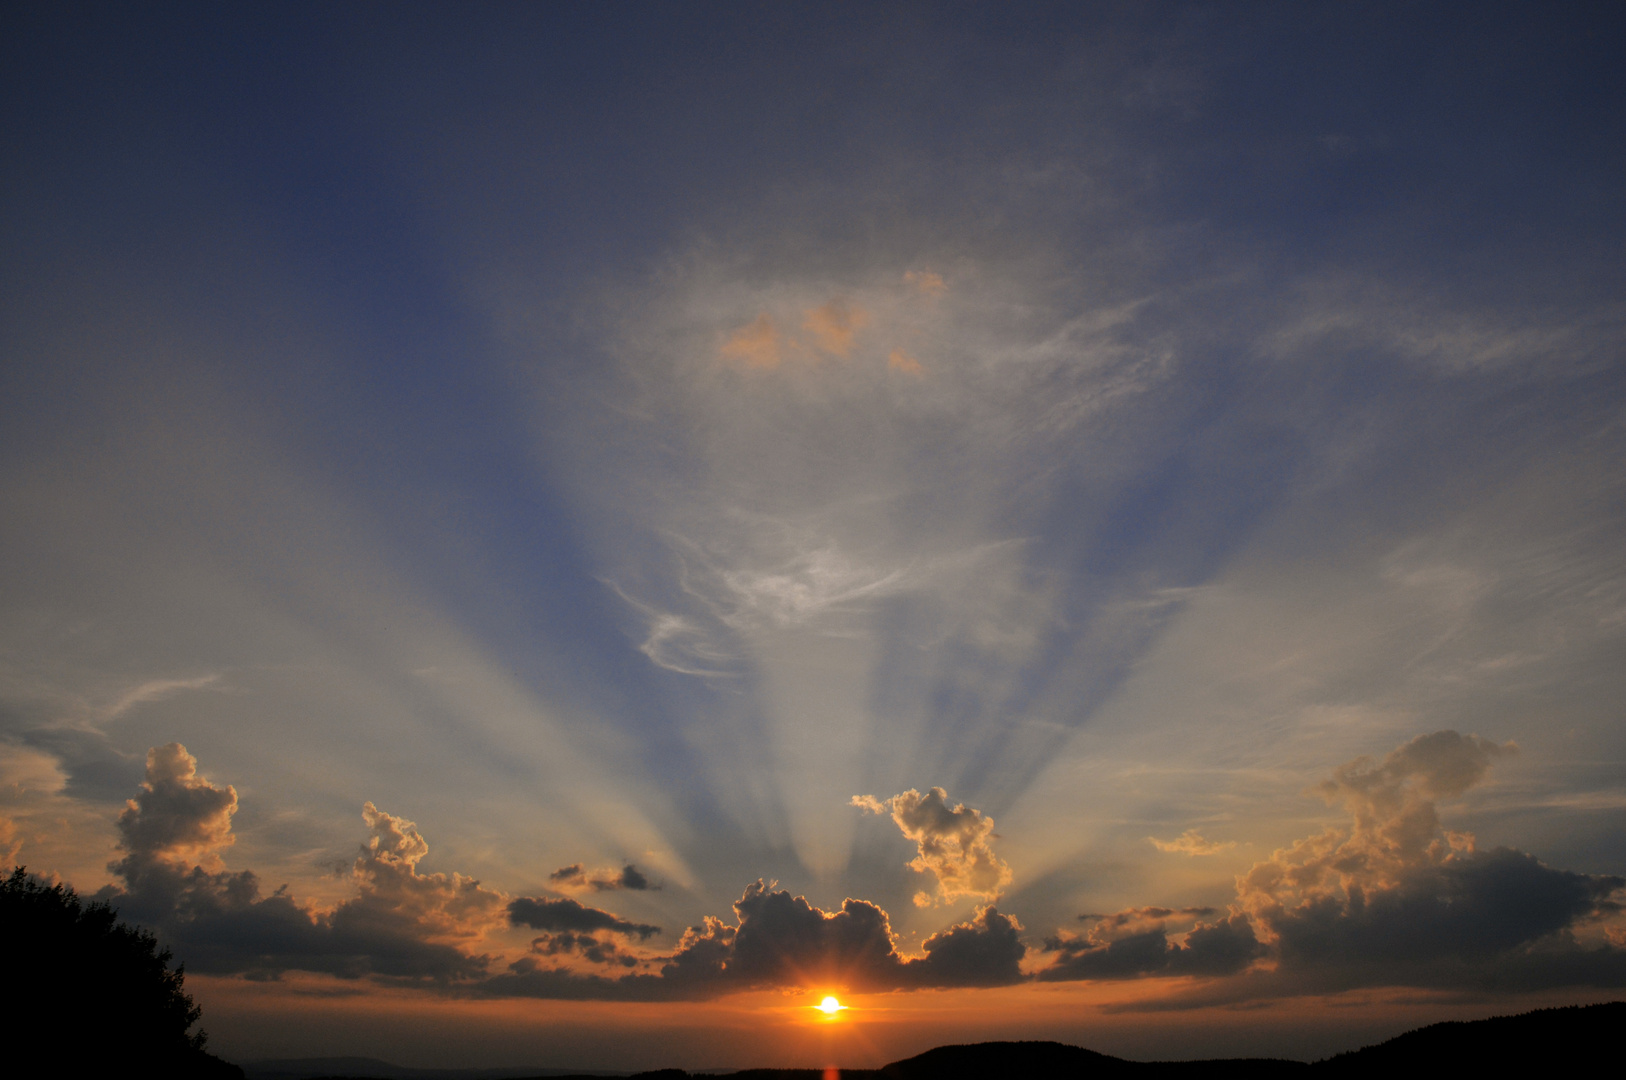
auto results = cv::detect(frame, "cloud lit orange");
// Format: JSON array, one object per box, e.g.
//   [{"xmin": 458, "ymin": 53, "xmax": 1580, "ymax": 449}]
[
  {"xmin": 802, "ymin": 299, "xmax": 869, "ymax": 357},
  {"xmin": 720, "ymin": 312, "xmax": 782, "ymax": 369},
  {"xmin": 888, "ymin": 348, "xmax": 925, "ymax": 375},
  {"xmin": 904, "ymin": 269, "xmax": 948, "ymax": 296}
]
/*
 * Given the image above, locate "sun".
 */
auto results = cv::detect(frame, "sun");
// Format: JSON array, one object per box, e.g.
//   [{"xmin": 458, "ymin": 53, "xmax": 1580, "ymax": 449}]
[{"xmin": 816, "ymin": 995, "xmax": 847, "ymax": 1014}]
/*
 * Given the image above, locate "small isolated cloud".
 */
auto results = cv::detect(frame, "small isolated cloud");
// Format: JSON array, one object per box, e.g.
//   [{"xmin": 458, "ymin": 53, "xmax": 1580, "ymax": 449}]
[
  {"xmin": 719, "ymin": 312, "xmax": 781, "ymax": 369},
  {"xmin": 801, "ymin": 299, "xmax": 868, "ymax": 357},
  {"xmin": 1149, "ymin": 829, "xmax": 1236, "ymax": 856},
  {"xmin": 888, "ymin": 347, "xmax": 925, "ymax": 375},
  {"xmin": 853, "ymin": 787, "xmax": 1012, "ymax": 904},
  {"xmin": 508, "ymin": 895, "xmax": 661, "ymax": 939},
  {"xmin": 903, "ymin": 269, "xmax": 948, "ymax": 296},
  {"xmin": 549, "ymin": 863, "xmax": 657, "ymax": 891}
]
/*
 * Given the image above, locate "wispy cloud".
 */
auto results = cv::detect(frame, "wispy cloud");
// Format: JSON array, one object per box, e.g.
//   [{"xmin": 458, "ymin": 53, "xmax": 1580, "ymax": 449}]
[
  {"xmin": 1148, "ymin": 829, "xmax": 1236, "ymax": 856},
  {"xmin": 105, "ymin": 675, "xmax": 223, "ymax": 722}
]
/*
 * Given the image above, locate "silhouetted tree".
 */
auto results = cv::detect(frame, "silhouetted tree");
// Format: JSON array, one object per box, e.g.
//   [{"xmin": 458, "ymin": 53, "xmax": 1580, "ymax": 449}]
[{"xmin": 1, "ymin": 866, "xmax": 242, "ymax": 1077}]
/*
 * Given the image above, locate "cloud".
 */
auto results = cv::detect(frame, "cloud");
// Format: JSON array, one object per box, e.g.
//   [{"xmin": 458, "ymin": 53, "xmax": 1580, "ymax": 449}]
[
  {"xmin": 0, "ymin": 815, "xmax": 18, "ymax": 865},
  {"xmin": 527, "ymin": 932, "xmax": 641, "ymax": 968},
  {"xmin": 112, "ymin": 743, "xmax": 237, "ymax": 874},
  {"xmin": 481, "ymin": 880, "xmax": 1026, "ymax": 1000},
  {"xmin": 903, "ymin": 269, "xmax": 947, "ymax": 297},
  {"xmin": 1038, "ymin": 907, "xmax": 1262, "ymax": 980},
  {"xmin": 801, "ymin": 299, "xmax": 869, "ymax": 357},
  {"xmin": 1235, "ymin": 734, "xmax": 1624, "ymax": 977},
  {"xmin": 888, "ymin": 347, "xmax": 925, "ymax": 375},
  {"xmin": 508, "ymin": 895, "xmax": 661, "ymax": 939},
  {"xmin": 1036, "ymin": 732, "xmax": 1626, "ymax": 993},
  {"xmin": 1149, "ymin": 829, "xmax": 1236, "ymax": 856},
  {"xmin": 854, "ymin": 788, "xmax": 1012, "ymax": 905},
  {"xmin": 719, "ymin": 313, "xmax": 782, "ymax": 369},
  {"xmin": 908, "ymin": 904, "xmax": 1026, "ymax": 987},
  {"xmin": 100, "ymin": 746, "xmax": 508, "ymax": 983},
  {"xmin": 723, "ymin": 880, "xmax": 906, "ymax": 987},
  {"xmin": 718, "ymin": 544, "xmax": 908, "ymax": 631},
  {"xmin": 93, "ymin": 746, "xmax": 1024, "ymax": 999},
  {"xmin": 548, "ymin": 863, "xmax": 657, "ymax": 891},
  {"xmin": 104, "ymin": 675, "xmax": 221, "ymax": 721}
]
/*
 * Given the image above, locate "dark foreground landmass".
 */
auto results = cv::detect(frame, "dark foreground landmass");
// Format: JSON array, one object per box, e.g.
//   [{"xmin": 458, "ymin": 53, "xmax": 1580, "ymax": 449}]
[{"xmin": 250, "ymin": 1001, "xmax": 1622, "ymax": 1080}]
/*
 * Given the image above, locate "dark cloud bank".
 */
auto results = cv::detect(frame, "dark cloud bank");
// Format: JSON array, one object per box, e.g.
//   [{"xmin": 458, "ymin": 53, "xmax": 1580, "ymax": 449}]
[
  {"xmin": 489, "ymin": 884, "xmax": 1025, "ymax": 1001},
  {"xmin": 90, "ymin": 735, "xmax": 1625, "ymax": 1004},
  {"xmin": 1036, "ymin": 733, "xmax": 1626, "ymax": 1005}
]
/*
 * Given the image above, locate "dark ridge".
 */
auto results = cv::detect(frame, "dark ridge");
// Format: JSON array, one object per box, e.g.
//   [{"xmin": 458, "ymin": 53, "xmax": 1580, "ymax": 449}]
[
  {"xmin": 250, "ymin": 1001, "xmax": 1624, "ymax": 1080},
  {"xmin": 1317, "ymin": 1001, "xmax": 1625, "ymax": 1071},
  {"xmin": 870, "ymin": 1041, "xmax": 1303, "ymax": 1078},
  {"xmin": 878, "ymin": 1040, "xmax": 1127, "ymax": 1078},
  {"xmin": 688, "ymin": 1072, "xmax": 879, "ymax": 1080},
  {"xmin": 290, "ymin": 1074, "xmax": 630, "ymax": 1080},
  {"xmin": 250, "ymin": 1066, "xmax": 627, "ymax": 1080}
]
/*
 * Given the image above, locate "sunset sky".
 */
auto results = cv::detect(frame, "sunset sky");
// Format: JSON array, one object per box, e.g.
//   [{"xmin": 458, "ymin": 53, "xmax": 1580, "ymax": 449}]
[{"xmin": 3, "ymin": 4, "xmax": 1624, "ymax": 1070}]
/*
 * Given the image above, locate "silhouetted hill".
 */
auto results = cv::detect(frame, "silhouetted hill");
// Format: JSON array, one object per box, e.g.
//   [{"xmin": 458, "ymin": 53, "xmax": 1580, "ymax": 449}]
[
  {"xmin": 1317, "ymin": 1001, "xmax": 1624, "ymax": 1071},
  {"xmin": 244, "ymin": 1001, "xmax": 1622, "ymax": 1080},
  {"xmin": 869, "ymin": 1041, "xmax": 1303, "ymax": 1078},
  {"xmin": 243, "ymin": 1060, "xmax": 626, "ymax": 1080}
]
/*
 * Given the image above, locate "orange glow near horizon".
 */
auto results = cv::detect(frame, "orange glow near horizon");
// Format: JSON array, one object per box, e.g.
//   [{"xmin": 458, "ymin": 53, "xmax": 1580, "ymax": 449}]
[{"xmin": 816, "ymin": 995, "xmax": 847, "ymax": 1015}]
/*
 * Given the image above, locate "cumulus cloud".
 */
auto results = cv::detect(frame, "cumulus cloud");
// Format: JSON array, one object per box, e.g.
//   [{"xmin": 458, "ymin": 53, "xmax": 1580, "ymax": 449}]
[
  {"xmin": 112, "ymin": 743, "xmax": 237, "ymax": 874},
  {"xmin": 528, "ymin": 931, "xmax": 642, "ymax": 968},
  {"xmin": 1149, "ymin": 829, "xmax": 1236, "ymax": 856},
  {"xmin": 854, "ymin": 788, "xmax": 1012, "ymax": 905},
  {"xmin": 548, "ymin": 862, "xmax": 657, "ymax": 892},
  {"xmin": 1038, "ymin": 907, "xmax": 1262, "ymax": 981},
  {"xmin": 909, "ymin": 904, "xmax": 1027, "ymax": 986},
  {"xmin": 481, "ymin": 880, "xmax": 1026, "ymax": 1000},
  {"xmin": 93, "ymin": 745, "xmax": 1029, "ymax": 998},
  {"xmin": 1037, "ymin": 731, "xmax": 1626, "ymax": 992},
  {"xmin": 1235, "ymin": 732, "xmax": 1623, "ymax": 977},
  {"xmin": 101, "ymin": 745, "xmax": 509, "ymax": 983},
  {"xmin": 508, "ymin": 895, "xmax": 660, "ymax": 939}
]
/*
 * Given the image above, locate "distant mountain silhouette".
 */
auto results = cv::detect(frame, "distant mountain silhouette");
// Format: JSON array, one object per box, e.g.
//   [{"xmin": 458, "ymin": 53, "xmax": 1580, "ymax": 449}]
[
  {"xmin": 242, "ymin": 1060, "xmax": 626, "ymax": 1080},
  {"xmin": 873, "ymin": 1040, "xmax": 1304, "ymax": 1078},
  {"xmin": 244, "ymin": 1001, "xmax": 1622, "ymax": 1079},
  {"xmin": 1316, "ymin": 1001, "xmax": 1624, "ymax": 1072}
]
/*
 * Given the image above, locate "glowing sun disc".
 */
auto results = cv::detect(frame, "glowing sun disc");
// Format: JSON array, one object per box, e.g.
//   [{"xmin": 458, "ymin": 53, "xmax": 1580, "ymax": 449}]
[{"xmin": 817, "ymin": 996, "xmax": 846, "ymax": 1014}]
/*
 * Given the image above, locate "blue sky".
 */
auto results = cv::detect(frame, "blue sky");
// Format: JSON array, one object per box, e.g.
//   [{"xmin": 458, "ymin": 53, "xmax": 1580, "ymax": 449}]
[{"xmin": 3, "ymin": 4, "xmax": 1625, "ymax": 1069}]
